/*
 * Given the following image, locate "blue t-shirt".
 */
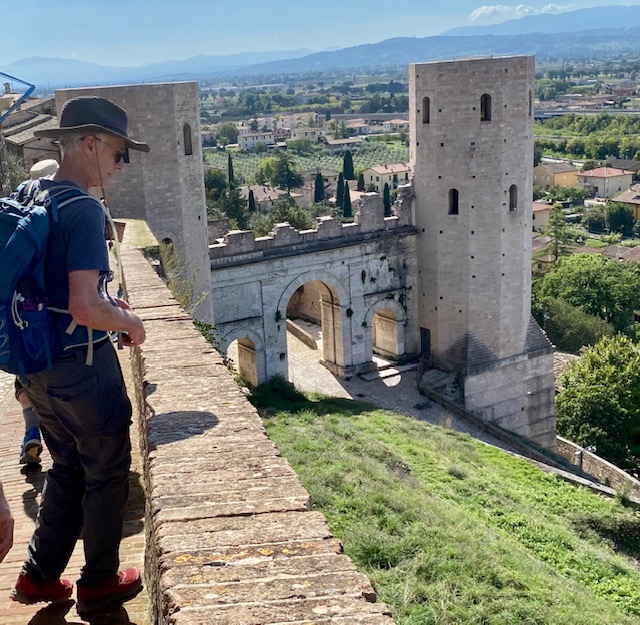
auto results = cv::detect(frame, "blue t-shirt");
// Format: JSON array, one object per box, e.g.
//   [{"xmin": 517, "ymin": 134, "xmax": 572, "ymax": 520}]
[{"xmin": 38, "ymin": 178, "xmax": 111, "ymax": 350}]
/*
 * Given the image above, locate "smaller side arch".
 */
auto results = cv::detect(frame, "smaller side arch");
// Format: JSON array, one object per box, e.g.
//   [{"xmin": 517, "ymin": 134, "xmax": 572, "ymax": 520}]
[
  {"xmin": 219, "ymin": 326, "xmax": 266, "ymax": 386},
  {"xmin": 363, "ymin": 298, "xmax": 407, "ymax": 363}
]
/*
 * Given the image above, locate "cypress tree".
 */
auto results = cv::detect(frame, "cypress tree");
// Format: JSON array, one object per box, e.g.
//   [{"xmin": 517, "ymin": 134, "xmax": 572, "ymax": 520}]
[
  {"xmin": 248, "ymin": 189, "xmax": 256, "ymax": 213},
  {"xmin": 314, "ymin": 171, "xmax": 325, "ymax": 203},
  {"xmin": 227, "ymin": 153, "xmax": 235, "ymax": 189},
  {"xmin": 357, "ymin": 172, "xmax": 365, "ymax": 192},
  {"xmin": 336, "ymin": 172, "xmax": 345, "ymax": 207},
  {"xmin": 342, "ymin": 149, "xmax": 355, "ymax": 180},
  {"xmin": 383, "ymin": 183, "xmax": 391, "ymax": 217},
  {"xmin": 343, "ymin": 183, "xmax": 352, "ymax": 219}
]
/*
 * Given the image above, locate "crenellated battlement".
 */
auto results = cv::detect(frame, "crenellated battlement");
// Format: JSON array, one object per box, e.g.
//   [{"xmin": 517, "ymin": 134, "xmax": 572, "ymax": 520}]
[{"xmin": 209, "ymin": 187, "xmax": 415, "ymax": 262}]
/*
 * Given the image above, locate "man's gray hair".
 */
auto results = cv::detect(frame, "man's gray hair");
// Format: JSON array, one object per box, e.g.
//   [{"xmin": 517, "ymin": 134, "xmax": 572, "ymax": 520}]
[{"xmin": 59, "ymin": 132, "xmax": 110, "ymax": 157}]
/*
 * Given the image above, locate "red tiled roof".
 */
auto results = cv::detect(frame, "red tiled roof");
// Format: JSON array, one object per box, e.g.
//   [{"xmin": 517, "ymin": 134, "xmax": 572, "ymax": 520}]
[{"xmin": 579, "ymin": 167, "xmax": 633, "ymax": 178}]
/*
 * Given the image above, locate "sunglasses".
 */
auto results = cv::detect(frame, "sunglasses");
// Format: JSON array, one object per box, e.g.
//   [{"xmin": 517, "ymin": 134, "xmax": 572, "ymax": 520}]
[{"xmin": 86, "ymin": 135, "xmax": 130, "ymax": 164}]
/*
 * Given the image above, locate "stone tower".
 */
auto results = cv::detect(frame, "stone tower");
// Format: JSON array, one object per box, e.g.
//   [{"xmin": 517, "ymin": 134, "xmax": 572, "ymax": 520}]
[
  {"xmin": 409, "ymin": 56, "xmax": 556, "ymax": 449},
  {"xmin": 54, "ymin": 83, "xmax": 213, "ymax": 323}
]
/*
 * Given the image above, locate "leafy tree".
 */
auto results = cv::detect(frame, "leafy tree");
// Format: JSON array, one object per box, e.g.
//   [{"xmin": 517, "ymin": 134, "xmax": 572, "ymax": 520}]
[
  {"xmin": 204, "ymin": 168, "xmax": 227, "ymax": 204},
  {"xmin": 287, "ymin": 139, "xmax": 315, "ymax": 156},
  {"xmin": 342, "ymin": 149, "xmax": 355, "ymax": 180},
  {"xmin": 250, "ymin": 199, "xmax": 314, "ymax": 237},
  {"xmin": 216, "ymin": 123, "xmax": 239, "ymax": 146},
  {"xmin": 583, "ymin": 204, "xmax": 607, "ymax": 233},
  {"xmin": 607, "ymin": 202, "xmax": 636, "ymax": 237},
  {"xmin": 557, "ymin": 335, "xmax": 640, "ymax": 471},
  {"xmin": 272, "ymin": 151, "xmax": 303, "ymax": 191},
  {"xmin": 219, "ymin": 187, "xmax": 248, "ymax": 230},
  {"xmin": 314, "ymin": 171, "xmax": 325, "ymax": 203},
  {"xmin": 383, "ymin": 183, "xmax": 392, "ymax": 217},
  {"xmin": 342, "ymin": 184, "xmax": 352, "ymax": 219},
  {"xmin": 1, "ymin": 151, "xmax": 26, "ymax": 195},
  {"xmin": 260, "ymin": 152, "xmax": 302, "ymax": 190},
  {"xmin": 227, "ymin": 153, "xmax": 235, "ymax": 189},
  {"xmin": 581, "ymin": 159, "xmax": 599, "ymax": 172},
  {"xmin": 533, "ymin": 143, "xmax": 544, "ymax": 167},
  {"xmin": 547, "ymin": 204, "xmax": 571, "ymax": 263},
  {"xmin": 535, "ymin": 296, "xmax": 615, "ymax": 353},
  {"xmin": 248, "ymin": 189, "xmax": 256, "ymax": 213},
  {"xmin": 357, "ymin": 172, "xmax": 365, "ymax": 192},
  {"xmin": 538, "ymin": 253, "xmax": 640, "ymax": 332},
  {"xmin": 336, "ymin": 172, "xmax": 345, "ymax": 207}
]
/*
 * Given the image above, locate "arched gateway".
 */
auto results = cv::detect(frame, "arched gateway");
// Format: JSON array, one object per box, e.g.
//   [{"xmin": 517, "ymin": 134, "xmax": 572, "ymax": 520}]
[{"xmin": 208, "ymin": 199, "xmax": 419, "ymax": 386}]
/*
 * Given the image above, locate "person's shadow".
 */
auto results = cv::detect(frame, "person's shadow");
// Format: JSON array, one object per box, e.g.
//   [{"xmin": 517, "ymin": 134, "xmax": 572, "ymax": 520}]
[
  {"xmin": 21, "ymin": 464, "xmax": 45, "ymax": 522},
  {"xmin": 28, "ymin": 600, "xmax": 137, "ymax": 624}
]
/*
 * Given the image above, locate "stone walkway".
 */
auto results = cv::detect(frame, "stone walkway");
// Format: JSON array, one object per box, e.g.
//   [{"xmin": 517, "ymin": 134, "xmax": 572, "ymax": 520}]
[
  {"xmin": 285, "ymin": 323, "xmax": 518, "ymax": 450},
  {"xmin": 0, "ymin": 353, "xmax": 150, "ymax": 625}
]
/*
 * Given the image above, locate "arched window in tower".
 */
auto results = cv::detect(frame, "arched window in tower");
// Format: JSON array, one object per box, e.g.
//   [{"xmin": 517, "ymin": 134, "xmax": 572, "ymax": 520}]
[
  {"xmin": 422, "ymin": 96, "xmax": 430, "ymax": 123},
  {"xmin": 448, "ymin": 188, "xmax": 459, "ymax": 215},
  {"xmin": 480, "ymin": 94, "xmax": 492, "ymax": 122},
  {"xmin": 183, "ymin": 123, "xmax": 193, "ymax": 156},
  {"xmin": 528, "ymin": 90, "xmax": 533, "ymax": 117},
  {"xmin": 509, "ymin": 184, "xmax": 518, "ymax": 211}
]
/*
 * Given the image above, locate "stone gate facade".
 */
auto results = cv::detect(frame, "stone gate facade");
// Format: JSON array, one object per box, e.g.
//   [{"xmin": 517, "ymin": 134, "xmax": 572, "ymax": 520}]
[{"xmin": 209, "ymin": 192, "xmax": 419, "ymax": 385}]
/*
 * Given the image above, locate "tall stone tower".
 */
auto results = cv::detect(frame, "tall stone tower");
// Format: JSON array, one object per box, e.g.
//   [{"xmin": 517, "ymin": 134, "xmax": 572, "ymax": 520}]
[
  {"xmin": 54, "ymin": 83, "xmax": 213, "ymax": 323},
  {"xmin": 410, "ymin": 56, "xmax": 556, "ymax": 449}
]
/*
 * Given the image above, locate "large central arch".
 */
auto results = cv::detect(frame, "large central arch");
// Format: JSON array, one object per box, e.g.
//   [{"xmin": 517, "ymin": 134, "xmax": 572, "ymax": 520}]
[{"xmin": 277, "ymin": 270, "xmax": 352, "ymax": 377}]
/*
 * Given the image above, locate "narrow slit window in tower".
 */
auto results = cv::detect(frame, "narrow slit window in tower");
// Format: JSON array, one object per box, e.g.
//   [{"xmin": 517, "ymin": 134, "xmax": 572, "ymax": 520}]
[
  {"xmin": 509, "ymin": 184, "xmax": 518, "ymax": 211},
  {"xmin": 480, "ymin": 94, "xmax": 492, "ymax": 122},
  {"xmin": 528, "ymin": 90, "xmax": 533, "ymax": 117},
  {"xmin": 183, "ymin": 123, "xmax": 193, "ymax": 156},
  {"xmin": 422, "ymin": 97, "xmax": 430, "ymax": 123},
  {"xmin": 448, "ymin": 189, "xmax": 459, "ymax": 215}
]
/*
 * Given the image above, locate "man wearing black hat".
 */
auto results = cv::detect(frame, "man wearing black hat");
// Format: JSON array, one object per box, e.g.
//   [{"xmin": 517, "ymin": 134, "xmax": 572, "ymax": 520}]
[{"xmin": 10, "ymin": 96, "xmax": 149, "ymax": 613}]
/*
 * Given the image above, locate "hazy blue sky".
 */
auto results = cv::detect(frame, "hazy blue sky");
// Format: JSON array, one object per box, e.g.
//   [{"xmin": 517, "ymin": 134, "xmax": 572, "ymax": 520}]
[{"xmin": 1, "ymin": 1, "xmax": 634, "ymax": 67}]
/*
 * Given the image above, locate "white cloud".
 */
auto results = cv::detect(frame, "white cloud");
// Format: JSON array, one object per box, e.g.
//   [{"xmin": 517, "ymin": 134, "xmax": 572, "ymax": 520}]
[{"xmin": 469, "ymin": 3, "xmax": 571, "ymax": 23}]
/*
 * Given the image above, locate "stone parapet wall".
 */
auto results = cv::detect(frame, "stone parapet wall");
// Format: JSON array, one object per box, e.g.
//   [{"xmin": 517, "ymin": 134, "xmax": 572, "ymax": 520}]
[
  {"xmin": 557, "ymin": 436, "xmax": 640, "ymax": 499},
  {"xmin": 210, "ymin": 191, "xmax": 414, "ymax": 262},
  {"xmin": 120, "ymin": 245, "xmax": 394, "ymax": 625}
]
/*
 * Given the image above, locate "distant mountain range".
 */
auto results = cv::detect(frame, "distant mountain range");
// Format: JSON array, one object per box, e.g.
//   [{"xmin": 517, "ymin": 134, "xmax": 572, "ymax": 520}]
[
  {"xmin": 6, "ymin": 5, "xmax": 640, "ymax": 89},
  {"xmin": 444, "ymin": 4, "xmax": 640, "ymax": 35}
]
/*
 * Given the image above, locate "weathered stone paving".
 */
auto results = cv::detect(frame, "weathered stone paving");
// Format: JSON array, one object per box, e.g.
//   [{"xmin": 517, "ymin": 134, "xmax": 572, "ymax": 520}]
[{"xmin": 122, "ymin": 246, "xmax": 395, "ymax": 625}]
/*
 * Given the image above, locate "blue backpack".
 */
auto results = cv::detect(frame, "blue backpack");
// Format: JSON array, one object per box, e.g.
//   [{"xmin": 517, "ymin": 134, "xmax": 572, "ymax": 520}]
[{"xmin": 0, "ymin": 181, "xmax": 89, "ymax": 375}]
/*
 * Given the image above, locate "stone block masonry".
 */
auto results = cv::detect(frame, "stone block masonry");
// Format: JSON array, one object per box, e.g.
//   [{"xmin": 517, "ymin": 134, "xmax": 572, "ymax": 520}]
[{"xmin": 120, "ymin": 245, "xmax": 394, "ymax": 624}]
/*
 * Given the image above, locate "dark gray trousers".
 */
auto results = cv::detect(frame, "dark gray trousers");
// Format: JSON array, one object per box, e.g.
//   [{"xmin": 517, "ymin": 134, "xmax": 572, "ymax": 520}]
[{"xmin": 20, "ymin": 340, "xmax": 132, "ymax": 586}]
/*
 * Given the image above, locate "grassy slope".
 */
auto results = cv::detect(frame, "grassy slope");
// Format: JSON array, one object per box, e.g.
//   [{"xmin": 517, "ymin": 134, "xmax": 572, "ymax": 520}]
[{"xmin": 254, "ymin": 383, "xmax": 640, "ymax": 625}]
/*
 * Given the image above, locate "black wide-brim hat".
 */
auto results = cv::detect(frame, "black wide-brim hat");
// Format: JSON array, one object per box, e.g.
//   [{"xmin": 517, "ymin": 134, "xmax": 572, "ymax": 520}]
[{"xmin": 34, "ymin": 96, "xmax": 150, "ymax": 152}]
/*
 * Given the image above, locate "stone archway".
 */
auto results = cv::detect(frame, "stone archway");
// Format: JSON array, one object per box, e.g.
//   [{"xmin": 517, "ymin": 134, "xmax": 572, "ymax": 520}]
[
  {"xmin": 277, "ymin": 270, "xmax": 352, "ymax": 377},
  {"xmin": 219, "ymin": 327, "xmax": 266, "ymax": 386},
  {"xmin": 364, "ymin": 299, "xmax": 407, "ymax": 363}
]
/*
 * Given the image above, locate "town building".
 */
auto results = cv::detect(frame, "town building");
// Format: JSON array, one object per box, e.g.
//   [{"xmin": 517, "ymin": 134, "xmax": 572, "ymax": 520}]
[
  {"xmin": 611, "ymin": 183, "xmax": 640, "ymax": 220},
  {"xmin": 238, "ymin": 130, "xmax": 275, "ymax": 151},
  {"xmin": 577, "ymin": 166, "xmax": 633, "ymax": 198},
  {"xmin": 362, "ymin": 163, "xmax": 411, "ymax": 195},
  {"xmin": 533, "ymin": 161, "xmax": 579, "ymax": 189}
]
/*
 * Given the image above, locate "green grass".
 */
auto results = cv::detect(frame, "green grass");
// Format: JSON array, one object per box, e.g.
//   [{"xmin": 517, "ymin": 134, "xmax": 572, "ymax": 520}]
[
  {"xmin": 584, "ymin": 238, "xmax": 608, "ymax": 248},
  {"xmin": 254, "ymin": 379, "xmax": 640, "ymax": 625}
]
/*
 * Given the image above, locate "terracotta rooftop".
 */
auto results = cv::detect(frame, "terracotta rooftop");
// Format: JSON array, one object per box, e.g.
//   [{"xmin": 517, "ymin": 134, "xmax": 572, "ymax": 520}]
[
  {"xmin": 368, "ymin": 163, "xmax": 411, "ymax": 175},
  {"xmin": 538, "ymin": 162, "xmax": 576, "ymax": 174},
  {"xmin": 579, "ymin": 167, "xmax": 633, "ymax": 178},
  {"xmin": 612, "ymin": 183, "xmax": 640, "ymax": 205}
]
